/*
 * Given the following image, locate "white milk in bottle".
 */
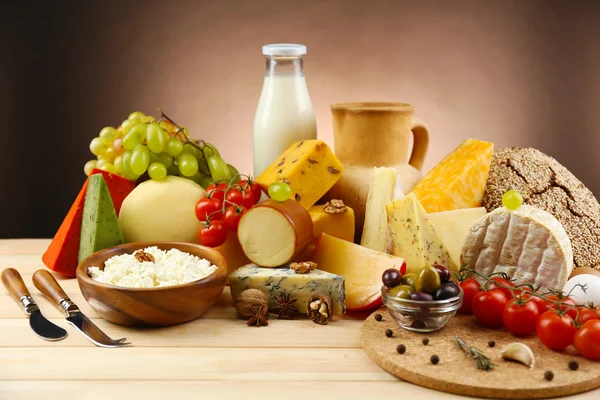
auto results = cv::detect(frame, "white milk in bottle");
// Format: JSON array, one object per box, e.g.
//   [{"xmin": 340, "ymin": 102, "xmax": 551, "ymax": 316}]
[{"xmin": 253, "ymin": 44, "xmax": 317, "ymax": 177}]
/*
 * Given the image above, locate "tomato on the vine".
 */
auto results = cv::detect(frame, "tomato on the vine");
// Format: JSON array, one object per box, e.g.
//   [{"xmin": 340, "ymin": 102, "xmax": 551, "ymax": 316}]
[
  {"xmin": 223, "ymin": 205, "xmax": 247, "ymax": 232},
  {"xmin": 541, "ymin": 294, "xmax": 577, "ymax": 319},
  {"xmin": 576, "ymin": 306, "xmax": 600, "ymax": 325},
  {"xmin": 521, "ymin": 291, "xmax": 548, "ymax": 315},
  {"xmin": 458, "ymin": 278, "xmax": 481, "ymax": 314},
  {"xmin": 198, "ymin": 219, "xmax": 228, "ymax": 247},
  {"xmin": 195, "ymin": 198, "xmax": 223, "ymax": 222},
  {"xmin": 502, "ymin": 299, "xmax": 539, "ymax": 336},
  {"xmin": 226, "ymin": 188, "xmax": 254, "ymax": 209},
  {"xmin": 239, "ymin": 179, "xmax": 262, "ymax": 204},
  {"xmin": 536, "ymin": 309, "xmax": 576, "ymax": 350},
  {"xmin": 489, "ymin": 276, "xmax": 515, "ymax": 300},
  {"xmin": 574, "ymin": 320, "xmax": 600, "ymax": 360},
  {"xmin": 472, "ymin": 289, "xmax": 508, "ymax": 328},
  {"xmin": 206, "ymin": 183, "xmax": 228, "ymax": 202}
]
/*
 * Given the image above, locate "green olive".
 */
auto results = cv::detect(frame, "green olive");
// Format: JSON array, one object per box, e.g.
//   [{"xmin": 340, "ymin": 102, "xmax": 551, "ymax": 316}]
[
  {"xmin": 389, "ymin": 285, "xmax": 415, "ymax": 299},
  {"xmin": 402, "ymin": 273, "xmax": 418, "ymax": 289},
  {"xmin": 416, "ymin": 265, "xmax": 441, "ymax": 294}
]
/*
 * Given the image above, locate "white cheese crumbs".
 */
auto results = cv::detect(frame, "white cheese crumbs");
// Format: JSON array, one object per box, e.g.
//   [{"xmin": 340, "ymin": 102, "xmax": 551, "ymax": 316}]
[{"xmin": 88, "ymin": 246, "xmax": 217, "ymax": 288}]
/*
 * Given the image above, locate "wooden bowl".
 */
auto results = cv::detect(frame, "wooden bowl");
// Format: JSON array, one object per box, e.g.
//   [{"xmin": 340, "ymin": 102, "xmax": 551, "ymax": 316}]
[{"xmin": 76, "ymin": 242, "xmax": 227, "ymax": 327}]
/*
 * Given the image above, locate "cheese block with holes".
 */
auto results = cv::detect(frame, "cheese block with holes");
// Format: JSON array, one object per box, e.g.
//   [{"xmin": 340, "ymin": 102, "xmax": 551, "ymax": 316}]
[
  {"xmin": 238, "ymin": 199, "xmax": 313, "ymax": 267},
  {"xmin": 461, "ymin": 205, "xmax": 573, "ymax": 291},
  {"xmin": 256, "ymin": 140, "xmax": 344, "ymax": 209}
]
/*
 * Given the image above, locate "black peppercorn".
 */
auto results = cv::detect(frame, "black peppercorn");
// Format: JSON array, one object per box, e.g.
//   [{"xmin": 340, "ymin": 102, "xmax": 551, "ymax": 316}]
[
  {"xmin": 488, "ymin": 340, "xmax": 496, "ymax": 348},
  {"xmin": 397, "ymin": 344, "xmax": 406, "ymax": 354},
  {"xmin": 569, "ymin": 360, "xmax": 579, "ymax": 371},
  {"xmin": 375, "ymin": 313, "xmax": 382, "ymax": 322},
  {"xmin": 385, "ymin": 328, "xmax": 393, "ymax": 337},
  {"xmin": 422, "ymin": 337, "xmax": 430, "ymax": 345},
  {"xmin": 544, "ymin": 370, "xmax": 554, "ymax": 381},
  {"xmin": 430, "ymin": 355, "xmax": 440, "ymax": 365}
]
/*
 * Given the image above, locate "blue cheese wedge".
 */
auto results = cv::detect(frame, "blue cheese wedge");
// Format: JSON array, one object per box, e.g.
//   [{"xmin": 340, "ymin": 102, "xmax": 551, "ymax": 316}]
[
  {"xmin": 229, "ymin": 264, "xmax": 346, "ymax": 315},
  {"xmin": 386, "ymin": 193, "xmax": 457, "ymax": 274}
]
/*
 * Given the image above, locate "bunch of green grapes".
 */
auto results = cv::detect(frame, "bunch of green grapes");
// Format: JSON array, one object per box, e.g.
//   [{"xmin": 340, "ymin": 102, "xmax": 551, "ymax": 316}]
[{"xmin": 84, "ymin": 111, "xmax": 239, "ymax": 188}]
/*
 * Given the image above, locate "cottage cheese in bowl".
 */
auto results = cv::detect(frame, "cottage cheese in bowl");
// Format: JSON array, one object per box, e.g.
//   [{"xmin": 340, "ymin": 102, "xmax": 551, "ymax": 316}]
[{"xmin": 88, "ymin": 246, "xmax": 218, "ymax": 288}]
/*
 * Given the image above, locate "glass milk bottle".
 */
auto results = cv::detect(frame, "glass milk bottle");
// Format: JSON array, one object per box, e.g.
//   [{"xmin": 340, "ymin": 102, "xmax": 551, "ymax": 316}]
[{"xmin": 253, "ymin": 44, "xmax": 317, "ymax": 177}]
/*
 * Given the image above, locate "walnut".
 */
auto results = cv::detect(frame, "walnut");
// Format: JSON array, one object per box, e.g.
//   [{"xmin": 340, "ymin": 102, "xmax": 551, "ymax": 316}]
[
  {"xmin": 290, "ymin": 261, "xmax": 317, "ymax": 274},
  {"xmin": 134, "ymin": 250, "xmax": 155, "ymax": 263},
  {"xmin": 323, "ymin": 199, "xmax": 348, "ymax": 214},
  {"xmin": 307, "ymin": 294, "xmax": 333, "ymax": 325},
  {"xmin": 235, "ymin": 289, "xmax": 269, "ymax": 320}
]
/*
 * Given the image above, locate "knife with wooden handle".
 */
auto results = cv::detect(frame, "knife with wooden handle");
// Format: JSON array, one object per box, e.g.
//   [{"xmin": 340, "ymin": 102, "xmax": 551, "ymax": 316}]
[
  {"xmin": 1, "ymin": 268, "xmax": 67, "ymax": 341},
  {"xmin": 32, "ymin": 269, "xmax": 130, "ymax": 348}
]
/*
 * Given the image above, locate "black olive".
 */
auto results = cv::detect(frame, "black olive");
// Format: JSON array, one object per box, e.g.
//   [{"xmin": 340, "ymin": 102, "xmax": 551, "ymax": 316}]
[
  {"xmin": 433, "ymin": 282, "xmax": 460, "ymax": 300},
  {"xmin": 433, "ymin": 264, "xmax": 451, "ymax": 283},
  {"xmin": 397, "ymin": 344, "xmax": 406, "ymax": 354},
  {"xmin": 431, "ymin": 355, "xmax": 440, "ymax": 365},
  {"xmin": 544, "ymin": 370, "xmax": 554, "ymax": 381},
  {"xmin": 385, "ymin": 329, "xmax": 393, "ymax": 337},
  {"xmin": 374, "ymin": 313, "xmax": 382, "ymax": 322},
  {"xmin": 382, "ymin": 268, "xmax": 403, "ymax": 288},
  {"xmin": 569, "ymin": 360, "xmax": 579, "ymax": 371},
  {"xmin": 409, "ymin": 292, "xmax": 434, "ymax": 301}
]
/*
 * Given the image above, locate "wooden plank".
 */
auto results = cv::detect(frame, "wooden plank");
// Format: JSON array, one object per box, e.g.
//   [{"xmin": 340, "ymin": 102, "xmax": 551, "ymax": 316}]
[
  {"xmin": 0, "ymin": 347, "xmax": 394, "ymax": 381},
  {"xmin": 0, "ymin": 239, "xmax": 49, "ymax": 255},
  {"xmin": 0, "ymin": 317, "xmax": 361, "ymax": 348}
]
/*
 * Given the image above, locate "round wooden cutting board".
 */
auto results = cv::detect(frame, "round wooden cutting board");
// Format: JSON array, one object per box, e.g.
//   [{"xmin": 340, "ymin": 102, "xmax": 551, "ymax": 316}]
[{"xmin": 361, "ymin": 310, "xmax": 600, "ymax": 399}]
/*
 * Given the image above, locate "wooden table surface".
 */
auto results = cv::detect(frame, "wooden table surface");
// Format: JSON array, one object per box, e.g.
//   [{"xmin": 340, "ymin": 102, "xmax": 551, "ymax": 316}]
[{"xmin": 1, "ymin": 239, "xmax": 598, "ymax": 400}]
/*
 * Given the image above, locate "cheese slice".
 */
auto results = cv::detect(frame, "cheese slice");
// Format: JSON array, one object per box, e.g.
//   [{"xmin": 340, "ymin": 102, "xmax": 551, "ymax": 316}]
[
  {"xmin": 386, "ymin": 193, "xmax": 457, "ymax": 274},
  {"xmin": 361, "ymin": 167, "xmax": 403, "ymax": 253},
  {"xmin": 229, "ymin": 264, "xmax": 346, "ymax": 315},
  {"xmin": 411, "ymin": 139, "xmax": 494, "ymax": 213},
  {"xmin": 461, "ymin": 205, "xmax": 573, "ymax": 291},
  {"xmin": 428, "ymin": 208, "xmax": 487, "ymax": 268}
]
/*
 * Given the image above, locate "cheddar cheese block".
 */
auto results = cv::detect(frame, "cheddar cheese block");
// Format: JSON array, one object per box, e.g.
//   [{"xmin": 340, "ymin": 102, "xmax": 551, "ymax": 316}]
[
  {"xmin": 256, "ymin": 140, "xmax": 343, "ymax": 209},
  {"xmin": 229, "ymin": 264, "xmax": 346, "ymax": 315},
  {"xmin": 238, "ymin": 199, "xmax": 313, "ymax": 267},
  {"xmin": 361, "ymin": 167, "xmax": 402, "ymax": 253},
  {"xmin": 461, "ymin": 205, "xmax": 573, "ymax": 291},
  {"xmin": 411, "ymin": 139, "xmax": 494, "ymax": 213},
  {"xmin": 311, "ymin": 233, "xmax": 405, "ymax": 310},
  {"xmin": 428, "ymin": 207, "xmax": 487, "ymax": 268},
  {"xmin": 308, "ymin": 204, "xmax": 355, "ymax": 243},
  {"xmin": 386, "ymin": 193, "xmax": 457, "ymax": 274}
]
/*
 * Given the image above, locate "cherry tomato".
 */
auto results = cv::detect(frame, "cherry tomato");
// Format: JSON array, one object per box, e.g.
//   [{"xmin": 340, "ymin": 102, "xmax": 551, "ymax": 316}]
[
  {"xmin": 536, "ymin": 309, "xmax": 577, "ymax": 350},
  {"xmin": 223, "ymin": 205, "xmax": 246, "ymax": 232},
  {"xmin": 239, "ymin": 179, "xmax": 262, "ymax": 204},
  {"xmin": 489, "ymin": 276, "xmax": 515, "ymax": 300},
  {"xmin": 502, "ymin": 299, "xmax": 540, "ymax": 336},
  {"xmin": 522, "ymin": 292, "xmax": 548, "ymax": 315},
  {"xmin": 541, "ymin": 294, "xmax": 577, "ymax": 319},
  {"xmin": 239, "ymin": 188, "xmax": 255, "ymax": 209},
  {"xmin": 472, "ymin": 289, "xmax": 508, "ymax": 328},
  {"xmin": 574, "ymin": 320, "xmax": 600, "ymax": 360},
  {"xmin": 576, "ymin": 307, "xmax": 600, "ymax": 325},
  {"xmin": 198, "ymin": 220, "xmax": 228, "ymax": 247},
  {"xmin": 458, "ymin": 278, "xmax": 481, "ymax": 314},
  {"xmin": 206, "ymin": 183, "xmax": 228, "ymax": 202},
  {"xmin": 194, "ymin": 198, "xmax": 223, "ymax": 222}
]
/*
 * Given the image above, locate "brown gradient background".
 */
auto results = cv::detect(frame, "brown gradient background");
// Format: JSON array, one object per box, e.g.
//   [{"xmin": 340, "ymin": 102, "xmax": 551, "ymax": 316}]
[{"xmin": 1, "ymin": 0, "xmax": 599, "ymax": 238}]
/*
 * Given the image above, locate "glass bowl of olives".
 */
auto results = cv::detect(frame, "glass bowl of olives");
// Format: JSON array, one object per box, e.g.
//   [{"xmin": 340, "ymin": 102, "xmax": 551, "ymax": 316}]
[{"xmin": 381, "ymin": 264, "xmax": 463, "ymax": 333}]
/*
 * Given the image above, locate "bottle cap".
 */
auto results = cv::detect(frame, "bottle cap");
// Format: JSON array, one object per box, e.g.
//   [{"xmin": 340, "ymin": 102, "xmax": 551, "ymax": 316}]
[{"xmin": 262, "ymin": 44, "xmax": 307, "ymax": 57}]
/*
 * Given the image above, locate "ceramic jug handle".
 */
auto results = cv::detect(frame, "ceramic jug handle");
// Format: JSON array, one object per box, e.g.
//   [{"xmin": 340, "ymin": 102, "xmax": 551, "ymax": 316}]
[{"xmin": 409, "ymin": 117, "xmax": 430, "ymax": 171}]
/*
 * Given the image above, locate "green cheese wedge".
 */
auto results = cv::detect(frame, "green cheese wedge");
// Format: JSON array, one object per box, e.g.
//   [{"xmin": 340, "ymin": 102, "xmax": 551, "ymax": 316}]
[{"xmin": 78, "ymin": 174, "xmax": 124, "ymax": 262}]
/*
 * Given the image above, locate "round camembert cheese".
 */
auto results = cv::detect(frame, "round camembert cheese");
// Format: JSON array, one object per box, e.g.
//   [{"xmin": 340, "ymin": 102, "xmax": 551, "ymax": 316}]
[
  {"xmin": 88, "ymin": 246, "xmax": 217, "ymax": 288},
  {"xmin": 461, "ymin": 205, "xmax": 573, "ymax": 291}
]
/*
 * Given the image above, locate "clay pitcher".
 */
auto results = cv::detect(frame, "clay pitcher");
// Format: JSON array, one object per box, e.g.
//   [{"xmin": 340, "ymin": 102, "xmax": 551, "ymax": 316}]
[{"xmin": 327, "ymin": 102, "xmax": 430, "ymax": 242}]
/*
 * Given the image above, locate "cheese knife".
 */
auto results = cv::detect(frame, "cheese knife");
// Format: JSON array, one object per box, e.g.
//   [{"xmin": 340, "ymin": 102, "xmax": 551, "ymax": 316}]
[
  {"xmin": 1, "ymin": 268, "xmax": 68, "ymax": 341},
  {"xmin": 32, "ymin": 269, "xmax": 131, "ymax": 348}
]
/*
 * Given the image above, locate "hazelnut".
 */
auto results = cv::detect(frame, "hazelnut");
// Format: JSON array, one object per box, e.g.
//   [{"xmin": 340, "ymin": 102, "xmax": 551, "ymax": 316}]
[{"xmin": 235, "ymin": 289, "xmax": 269, "ymax": 320}]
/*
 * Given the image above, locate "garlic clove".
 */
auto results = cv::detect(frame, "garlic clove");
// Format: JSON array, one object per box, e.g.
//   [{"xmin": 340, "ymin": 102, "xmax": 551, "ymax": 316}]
[{"xmin": 500, "ymin": 342, "xmax": 535, "ymax": 369}]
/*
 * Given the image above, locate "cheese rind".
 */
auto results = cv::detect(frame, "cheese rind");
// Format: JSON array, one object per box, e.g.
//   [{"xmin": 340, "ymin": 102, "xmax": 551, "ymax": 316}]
[
  {"xmin": 229, "ymin": 264, "xmax": 346, "ymax": 315},
  {"xmin": 311, "ymin": 233, "xmax": 405, "ymax": 310},
  {"xmin": 308, "ymin": 204, "xmax": 355, "ymax": 242},
  {"xmin": 238, "ymin": 199, "xmax": 313, "ymax": 267},
  {"xmin": 256, "ymin": 140, "xmax": 344, "ymax": 209},
  {"xmin": 411, "ymin": 139, "xmax": 494, "ymax": 213},
  {"xmin": 428, "ymin": 207, "xmax": 487, "ymax": 268},
  {"xmin": 361, "ymin": 167, "xmax": 400, "ymax": 253},
  {"xmin": 461, "ymin": 205, "xmax": 573, "ymax": 291},
  {"xmin": 215, "ymin": 231, "xmax": 251, "ymax": 276},
  {"xmin": 78, "ymin": 174, "xmax": 124, "ymax": 263},
  {"xmin": 386, "ymin": 193, "xmax": 457, "ymax": 274}
]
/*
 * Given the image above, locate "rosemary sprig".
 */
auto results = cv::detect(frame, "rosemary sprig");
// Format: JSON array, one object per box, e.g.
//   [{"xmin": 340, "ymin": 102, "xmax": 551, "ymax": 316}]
[{"xmin": 455, "ymin": 337, "xmax": 496, "ymax": 371}]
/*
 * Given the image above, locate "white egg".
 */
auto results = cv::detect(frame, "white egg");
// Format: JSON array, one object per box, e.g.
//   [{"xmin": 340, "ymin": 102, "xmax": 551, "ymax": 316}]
[{"xmin": 563, "ymin": 274, "xmax": 600, "ymax": 306}]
